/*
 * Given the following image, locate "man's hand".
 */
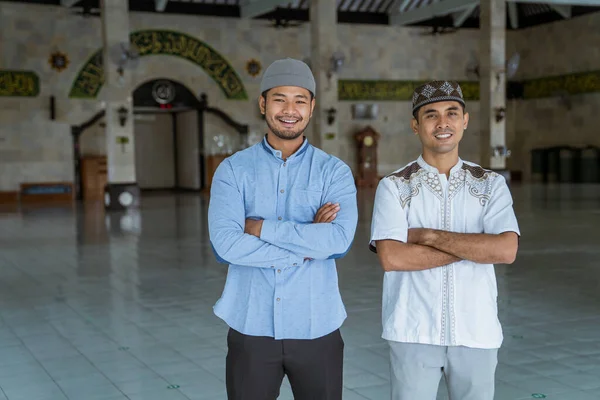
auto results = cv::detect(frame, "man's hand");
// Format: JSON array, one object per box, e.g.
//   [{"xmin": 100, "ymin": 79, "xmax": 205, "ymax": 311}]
[
  {"xmin": 313, "ymin": 202, "xmax": 340, "ymax": 223},
  {"xmin": 407, "ymin": 228, "xmax": 435, "ymax": 246},
  {"xmin": 245, "ymin": 218, "xmax": 264, "ymax": 238}
]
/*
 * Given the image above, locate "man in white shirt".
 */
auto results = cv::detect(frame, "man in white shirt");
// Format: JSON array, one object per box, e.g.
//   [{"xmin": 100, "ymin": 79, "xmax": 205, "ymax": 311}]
[{"xmin": 369, "ymin": 80, "xmax": 520, "ymax": 400}]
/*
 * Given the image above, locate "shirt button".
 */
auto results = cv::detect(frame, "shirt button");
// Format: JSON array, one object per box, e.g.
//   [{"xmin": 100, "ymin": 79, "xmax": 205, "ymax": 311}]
[
  {"xmin": 278, "ymin": 217, "xmax": 282, "ymax": 221},
  {"xmin": 283, "ymin": 162, "xmax": 287, "ymax": 167},
  {"xmin": 280, "ymin": 189, "xmax": 285, "ymax": 193},
  {"xmin": 277, "ymin": 269, "xmax": 281, "ymax": 273},
  {"xmin": 276, "ymin": 298, "xmax": 281, "ymax": 302},
  {"xmin": 293, "ymin": 263, "xmax": 297, "ymax": 266}
]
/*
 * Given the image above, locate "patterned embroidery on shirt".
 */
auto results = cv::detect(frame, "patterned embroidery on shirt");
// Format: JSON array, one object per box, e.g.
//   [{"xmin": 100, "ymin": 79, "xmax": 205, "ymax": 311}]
[
  {"xmin": 441, "ymin": 166, "xmax": 472, "ymax": 345},
  {"xmin": 396, "ymin": 181, "xmax": 421, "ymax": 209},
  {"xmin": 390, "ymin": 162, "xmax": 443, "ymax": 202},
  {"xmin": 435, "ymin": 163, "xmax": 495, "ymax": 345},
  {"xmin": 462, "ymin": 164, "xmax": 497, "ymax": 206},
  {"xmin": 440, "ymin": 174, "xmax": 452, "ymax": 345},
  {"xmin": 388, "ymin": 163, "xmax": 422, "ymax": 208},
  {"xmin": 388, "ymin": 162, "xmax": 421, "ymax": 180},
  {"xmin": 448, "ymin": 265, "xmax": 456, "ymax": 345},
  {"xmin": 462, "ymin": 163, "xmax": 489, "ymax": 179},
  {"xmin": 448, "ymin": 169, "xmax": 466, "ymax": 200},
  {"xmin": 421, "ymin": 170, "xmax": 444, "ymax": 201},
  {"xmin": 441, "ymin": 269, "xmax": 448, "ymax": 344}
]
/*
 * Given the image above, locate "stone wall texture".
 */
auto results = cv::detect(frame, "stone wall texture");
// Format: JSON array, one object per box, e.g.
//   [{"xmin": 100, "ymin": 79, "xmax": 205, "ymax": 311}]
[{"xmin": 1, "ymin": 2, "xmax": 599, "ymax": 190}]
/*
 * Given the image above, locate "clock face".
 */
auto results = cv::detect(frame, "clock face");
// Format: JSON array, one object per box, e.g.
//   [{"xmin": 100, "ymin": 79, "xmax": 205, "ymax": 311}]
[
  {"xmin": 363, "ymin": 136, "xmax": 374, "ymax": 147},
  {"xmin": 152, "ymin": 80, "xmax": 176, "ymax": 105}
]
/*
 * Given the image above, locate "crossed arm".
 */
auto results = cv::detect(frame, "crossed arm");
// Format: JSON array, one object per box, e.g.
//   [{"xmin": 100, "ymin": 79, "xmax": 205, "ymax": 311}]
[
  {"xmin": 371, "ymin": 175, "xmax": 519, "ymax": 272},
  {"xmin": 246, "ymin": 202, "xmax": 344, "ymax": 261},
  {"xmin": 376, "ymin": 229, "xmax": 519, "ymax": 272},
  {"xmin": 209, "ymin": 160, "xmax": 357, "ymax": 268}
]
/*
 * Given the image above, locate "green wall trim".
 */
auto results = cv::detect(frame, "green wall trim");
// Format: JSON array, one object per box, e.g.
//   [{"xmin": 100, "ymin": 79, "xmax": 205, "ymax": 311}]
[
  {"xmin": 0, "ymin": 70, "xmax": 40, "ymax": 97},
  {"xmin": 69, "ymin": 29, "xmax": 247, "ymax": 100},
  {"xmin": 339, "ymin": 71, "xmax": 600, "ymax": 101}
]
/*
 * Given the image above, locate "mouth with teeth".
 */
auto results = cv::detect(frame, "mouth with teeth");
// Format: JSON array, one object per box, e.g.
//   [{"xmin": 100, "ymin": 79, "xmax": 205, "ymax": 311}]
[
  {"xmin": 434, "ymin": 132, "xmax": 453, "ymax": 140},
  {"xmin": 277, "ymin": 116, "xmax": 301, "ymax": 128}
]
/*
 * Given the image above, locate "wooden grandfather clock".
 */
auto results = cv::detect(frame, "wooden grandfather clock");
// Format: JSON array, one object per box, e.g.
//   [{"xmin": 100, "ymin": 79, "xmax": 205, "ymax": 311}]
[{"xmin": 355, "ymin": 126, "xmax": 380, "ymax": 188}]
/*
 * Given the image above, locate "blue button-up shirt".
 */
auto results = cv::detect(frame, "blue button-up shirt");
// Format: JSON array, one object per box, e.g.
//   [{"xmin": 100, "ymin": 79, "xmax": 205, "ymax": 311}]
[{"xmin": 208, "ymin": 137, "xmax": 358, "ymax": 340}]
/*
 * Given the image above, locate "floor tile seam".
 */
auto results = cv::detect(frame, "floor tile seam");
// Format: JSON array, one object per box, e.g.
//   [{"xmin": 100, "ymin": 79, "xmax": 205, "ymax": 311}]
[{"xmin": 0, "ymin": 314, "xmax": 71, "ymax": 399}]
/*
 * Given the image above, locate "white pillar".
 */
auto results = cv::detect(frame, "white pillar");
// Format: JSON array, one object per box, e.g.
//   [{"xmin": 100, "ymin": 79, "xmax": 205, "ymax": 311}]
[
  {"xmin": 479, "ymin": 0, "xmax": 507, "ymax": 171},
  {"xmin": 101, "ymin": 0, "xmax": 139, "ymax": 210},
  {"xmin": 310, "ymin": 0, "xmax": 340, "ymax": 156}
]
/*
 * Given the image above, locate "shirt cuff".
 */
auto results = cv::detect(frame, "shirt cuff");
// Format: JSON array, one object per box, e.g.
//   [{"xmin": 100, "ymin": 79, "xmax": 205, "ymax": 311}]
[
  {"xmin": 260, "ymin": 219, "xmax": 278, "ymax": 245},
  {"xmin": 370, "ymin": 230, "xmax": 408, "ymax": 245},
  {"xmin": 288, "ymin": 254, "xmax": 304, "ymax": 268},
  {"xmin": 490, "ymin": 227, "xmax": 521, "ymax": 236},
  {"xmin": 261, "ymin": 220, "xmax": 304, "ymax": 267}
]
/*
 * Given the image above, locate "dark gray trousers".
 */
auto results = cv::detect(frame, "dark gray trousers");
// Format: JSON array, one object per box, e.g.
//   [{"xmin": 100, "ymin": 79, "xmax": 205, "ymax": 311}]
[{"xmin": 226, "ymin": 328, "xmax": 344, "ymax": 400}]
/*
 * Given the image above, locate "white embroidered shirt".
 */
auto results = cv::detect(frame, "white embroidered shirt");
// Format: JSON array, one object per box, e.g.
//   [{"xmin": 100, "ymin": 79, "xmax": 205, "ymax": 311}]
[{"xmin": 370, "ymin": 156, "xmax": 520, "ymax": 349}]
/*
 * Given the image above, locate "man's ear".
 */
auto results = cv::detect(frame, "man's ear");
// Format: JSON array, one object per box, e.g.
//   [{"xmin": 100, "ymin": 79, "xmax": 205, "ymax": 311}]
[
  {"xmin": 258, "ymin": 95, "xmax": 266, "ymax": 115},
  {"xmin": 411, "ymin": 117, "xmax": 419, "ymax": 135},
  {"xmin": 310, "ymin": 97, "xmax": 316, "ymax": 117}
]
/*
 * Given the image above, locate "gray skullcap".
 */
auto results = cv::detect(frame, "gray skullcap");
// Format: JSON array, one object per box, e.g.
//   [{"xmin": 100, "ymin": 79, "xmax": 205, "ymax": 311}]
[
  {"xmin": 260, "ymin": 58, "xmax": 316, "ymax": 96},
  {"xmin": 412, "ymin": 80, "xmax": 465, "ymax": 116}
]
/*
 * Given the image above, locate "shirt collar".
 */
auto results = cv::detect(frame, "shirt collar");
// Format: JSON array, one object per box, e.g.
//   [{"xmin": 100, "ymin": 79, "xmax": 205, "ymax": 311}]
[
  {"xmin": 417, "ymin": 155, "xmax": 464, "ymax": 175},
  {"xmin": 261, "ymin": 134, "xmax": 310, "ymax": 161}
]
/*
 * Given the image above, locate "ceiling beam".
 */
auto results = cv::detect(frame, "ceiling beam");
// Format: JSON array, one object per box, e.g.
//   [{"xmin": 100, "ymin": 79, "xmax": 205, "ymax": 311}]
[
  {"xmin": 452, "ymin": 2, "xmax": 477, "ymax": 27},
  {"xmin": 61, "ymin": 0, "xmax": 79, "ymax": 6},
  {"xmin": 240, "ymin": 0, "xmax": 292, "ymax": 18},
  {"xmin": 155, "ymin": 0, "xmax": 169, "ymax": 12},
  {"xmin": 390, "ymin": 0, "xmax": 479, "ymax": 26},
  {"xmin": 550, "ymin": 4, "xmax": 572, "ymax": 18},
  {"xmin": 388, "ymin": 0, "xmax": 412, "ymax": 14},
  {"xmin": 507, "ymin": 1, "xmax": 519, "ymax": 28},
  {"xmin": 506, "ymin": 0, "xmax": 600, "ymax": 5}
]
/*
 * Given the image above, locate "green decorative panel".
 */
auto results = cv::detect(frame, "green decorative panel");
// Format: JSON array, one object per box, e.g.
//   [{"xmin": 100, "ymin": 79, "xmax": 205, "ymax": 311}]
[
  {"xmin": 338, "ymin": 80, "xmax": 480, "ymax": 101},
  {"xmin": 69, "ymin": 30, "xmax": 247, "ymax": 100},
  {"xmin": 523, "ymin": 70, "xmax": 600, "ymax": 99},
  {"xmin": 0, "ymin": 70, "xmax": 40, "ymax": 97},
  {"xmin": 69, "ymin": 50, "xmax": 104, "ymax": 99},
  {"xmin": 339, "ymin": 74, "xmax": 600, "ymax": 102}
]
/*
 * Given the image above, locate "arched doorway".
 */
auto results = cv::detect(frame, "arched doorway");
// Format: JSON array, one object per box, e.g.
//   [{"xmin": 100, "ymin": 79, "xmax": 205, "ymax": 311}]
[
  {"xmin": 71, "ymin": 79, "xmax": 248, "ymax": 201},
  {"xmin": 132, "ymin": 79, "xmax": 203, "ymax": 191}
]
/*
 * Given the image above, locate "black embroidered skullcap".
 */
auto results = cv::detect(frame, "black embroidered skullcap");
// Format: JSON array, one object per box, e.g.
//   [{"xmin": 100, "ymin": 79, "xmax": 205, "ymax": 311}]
[{"xmin": 412, "ymin": 80, "xmax": 465, "ymax": 116}]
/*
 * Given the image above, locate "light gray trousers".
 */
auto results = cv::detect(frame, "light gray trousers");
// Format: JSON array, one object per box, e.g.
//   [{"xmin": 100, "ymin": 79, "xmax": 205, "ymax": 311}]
[{"xmin": 388, "ymin": 341, "xmax": 498, "ymax": 400}]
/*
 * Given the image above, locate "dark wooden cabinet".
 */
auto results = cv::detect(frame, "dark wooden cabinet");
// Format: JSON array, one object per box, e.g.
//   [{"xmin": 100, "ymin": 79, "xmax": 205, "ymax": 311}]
[{"xmin": 81, "ymin": 156, "xmax": 107, "ymax": 201}]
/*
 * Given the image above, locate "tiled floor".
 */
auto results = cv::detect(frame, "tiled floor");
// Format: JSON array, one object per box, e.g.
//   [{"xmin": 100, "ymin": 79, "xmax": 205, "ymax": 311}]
[{"xmin": 0, "ymin": 183, "xmax": 600, "ymax": 400}]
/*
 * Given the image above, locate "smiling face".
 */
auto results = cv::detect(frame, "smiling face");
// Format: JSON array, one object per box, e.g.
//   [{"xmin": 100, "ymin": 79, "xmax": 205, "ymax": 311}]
[
  {"xmin": 259, "ymin": 86, "xmax": 315, "ymax": 141},
  {"xmin": 411, "ymin": 100, "xmax": 469, "ymax": 157}
]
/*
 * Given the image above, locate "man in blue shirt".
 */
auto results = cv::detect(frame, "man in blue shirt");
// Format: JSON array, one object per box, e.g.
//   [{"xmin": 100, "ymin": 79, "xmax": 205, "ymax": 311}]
[{"xmin": 208, "ymin": 58, "xmax": 358, "ymax": 399}]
